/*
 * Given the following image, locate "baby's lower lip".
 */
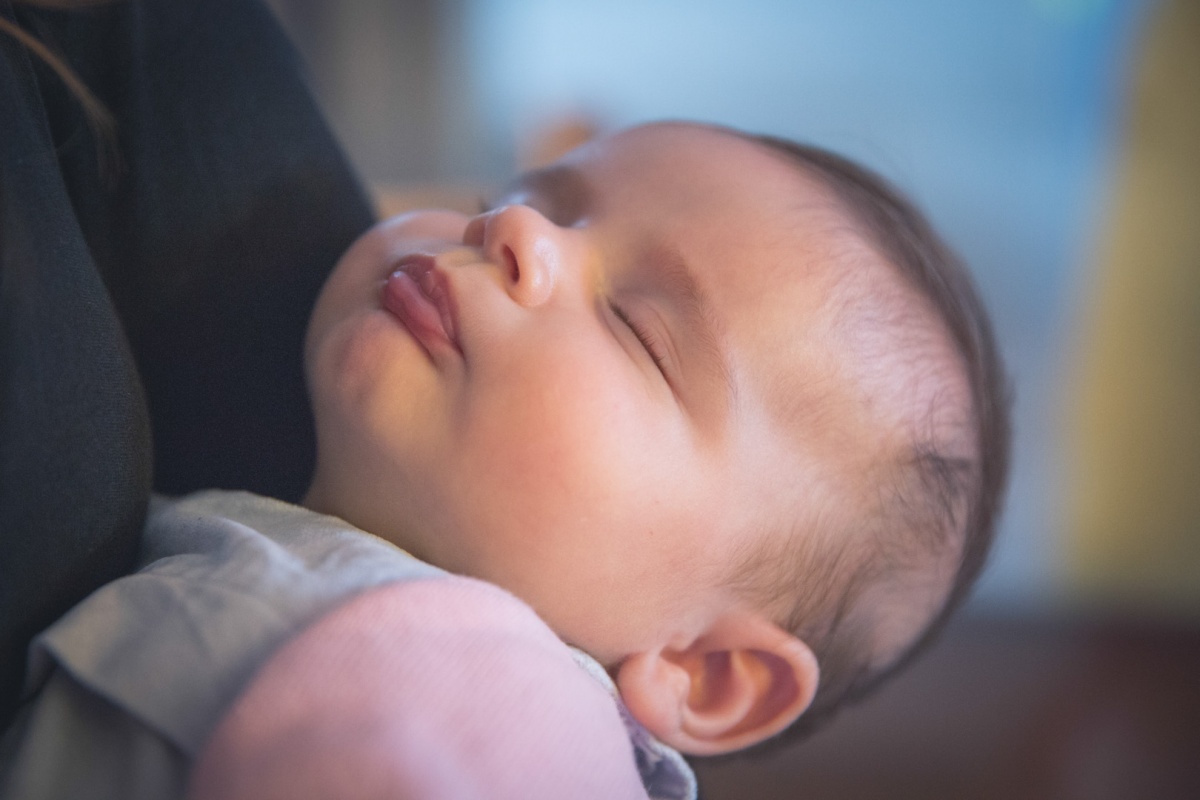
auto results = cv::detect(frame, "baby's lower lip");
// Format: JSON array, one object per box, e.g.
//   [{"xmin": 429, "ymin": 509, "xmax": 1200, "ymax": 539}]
[{"xmin": 381, "ymin": 270, "xmax": 459, "ymax": 355}]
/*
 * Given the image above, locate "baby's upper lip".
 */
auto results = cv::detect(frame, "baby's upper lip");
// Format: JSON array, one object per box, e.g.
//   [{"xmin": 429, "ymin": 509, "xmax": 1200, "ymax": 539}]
[{"xmin": 382, "ymin": 253, "xmax": 462, "ymax": 355}]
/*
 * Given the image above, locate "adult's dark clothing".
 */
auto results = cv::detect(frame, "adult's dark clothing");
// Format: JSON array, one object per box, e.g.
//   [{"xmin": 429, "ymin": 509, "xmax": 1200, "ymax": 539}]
[{"xmin": 0, "ymin": 0, "xmax": 375, "ymax": 725}]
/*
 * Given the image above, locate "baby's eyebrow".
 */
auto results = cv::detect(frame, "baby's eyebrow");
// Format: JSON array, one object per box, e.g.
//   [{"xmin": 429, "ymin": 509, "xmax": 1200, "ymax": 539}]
[{"xmin": 646, "ymin": 241, "xmax": 737, "ymax": 417}]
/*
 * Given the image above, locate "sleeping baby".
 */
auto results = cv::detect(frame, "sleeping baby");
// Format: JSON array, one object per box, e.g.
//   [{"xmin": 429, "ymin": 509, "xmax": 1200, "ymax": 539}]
[{"xmin": 0, "ymin": 121, "xmax": 1009, "ymax": 800}]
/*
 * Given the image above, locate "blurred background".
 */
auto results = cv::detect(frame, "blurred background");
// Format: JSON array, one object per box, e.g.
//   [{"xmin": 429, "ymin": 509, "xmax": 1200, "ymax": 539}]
[{"xmin": 266, "ymin": 0, "xmax": 1198, "ymax": 796}]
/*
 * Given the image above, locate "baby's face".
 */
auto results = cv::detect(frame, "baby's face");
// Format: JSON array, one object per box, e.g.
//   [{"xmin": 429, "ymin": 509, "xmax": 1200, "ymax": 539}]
[{"xmin": 305, "ymin": 123, "xmax": 880, "ymax": 661}]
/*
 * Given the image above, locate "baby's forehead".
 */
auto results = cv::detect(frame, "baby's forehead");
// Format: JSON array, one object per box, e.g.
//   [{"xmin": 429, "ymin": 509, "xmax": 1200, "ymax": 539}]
[
  {"xmin": 713, "ymin": 211, "xmax": 919, "ymax": 415},
  {"xmin": 730, "ymin": 231, "xmax": 969, "ymax": 508}
]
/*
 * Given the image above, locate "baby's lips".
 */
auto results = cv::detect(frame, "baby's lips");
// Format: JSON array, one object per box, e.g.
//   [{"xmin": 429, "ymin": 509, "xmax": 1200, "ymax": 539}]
[
  {"xmin": 382, "ymin": 256, "xmax": 461, "ymax": 355},
  {"xmin": 414, "ymin": 266, "xmax": 459, "ymax": 346}
]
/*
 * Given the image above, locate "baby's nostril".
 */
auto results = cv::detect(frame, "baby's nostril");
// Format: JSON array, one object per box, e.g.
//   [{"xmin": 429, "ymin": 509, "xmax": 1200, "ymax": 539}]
[{"xmin": 503, "ymin": 245, "xmax": 519, "ymax": 283}]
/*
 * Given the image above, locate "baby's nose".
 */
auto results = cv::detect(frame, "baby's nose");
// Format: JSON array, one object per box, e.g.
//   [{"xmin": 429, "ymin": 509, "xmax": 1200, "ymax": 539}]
[{"xmin": 463, "ymin": 205, "xmax": 562, "ymax": 308}]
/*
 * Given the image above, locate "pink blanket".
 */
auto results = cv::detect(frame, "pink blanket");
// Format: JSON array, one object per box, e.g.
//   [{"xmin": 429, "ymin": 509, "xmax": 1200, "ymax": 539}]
[{"xmin": 188, "ymin": 577, "xmax": 651, "ymax": 799}]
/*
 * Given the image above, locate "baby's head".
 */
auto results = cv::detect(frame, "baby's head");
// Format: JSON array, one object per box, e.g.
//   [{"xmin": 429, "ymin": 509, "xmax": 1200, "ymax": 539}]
[{"xmin": 303, "ymin": 122, "xmax": 1010, "ymax": 755}]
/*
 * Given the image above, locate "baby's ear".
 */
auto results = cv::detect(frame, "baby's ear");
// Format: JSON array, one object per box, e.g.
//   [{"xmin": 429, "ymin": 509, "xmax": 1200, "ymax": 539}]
[{"xmin": 614, "ymin": 613, "xmax": 819, "ymax": 756}]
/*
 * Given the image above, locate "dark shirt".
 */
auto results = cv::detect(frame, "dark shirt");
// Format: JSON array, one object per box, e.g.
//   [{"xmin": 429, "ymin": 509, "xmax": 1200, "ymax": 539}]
[{"xmin": 0, "ymin": 0, "xmax": 374, "ymax": 723}]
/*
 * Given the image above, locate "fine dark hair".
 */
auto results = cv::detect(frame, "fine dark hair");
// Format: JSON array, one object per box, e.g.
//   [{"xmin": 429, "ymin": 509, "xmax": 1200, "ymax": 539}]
[{"xmin": 737, "ymin": 133, "xmax": 1012, "ymax": 752}]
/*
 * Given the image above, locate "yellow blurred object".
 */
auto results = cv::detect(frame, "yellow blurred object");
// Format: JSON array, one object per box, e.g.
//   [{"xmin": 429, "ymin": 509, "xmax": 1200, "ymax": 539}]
[
  {"xmin": 1066, "ymin": 0, "xmax": 1200, "ymax": 616},
  {"xmin": 370, "ymin": 116, "xmax": 604, "ymax": 219},
  {"xmin": 518, "ymin": 113, "xmax": 602, "ymax": 170}
]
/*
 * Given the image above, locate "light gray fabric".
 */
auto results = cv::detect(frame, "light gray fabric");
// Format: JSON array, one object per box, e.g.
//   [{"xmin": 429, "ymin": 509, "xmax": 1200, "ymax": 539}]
[
  {"xmin": 1, "ymin": 490, "xmax": 444, "ymax": 800},
  {"xmin": 0, "ymin": 671, "xmax": 188, "ymax": 800}
]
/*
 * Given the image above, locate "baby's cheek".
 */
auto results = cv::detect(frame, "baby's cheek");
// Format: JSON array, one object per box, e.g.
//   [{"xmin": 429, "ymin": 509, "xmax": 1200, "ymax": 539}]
[
  {"xmin": 462, "ymin": 354, "xmax": 666, "ymax": 527},
  {"xmin": 450, "ymin": 367, "xmax": 706, "ymax": 656}
]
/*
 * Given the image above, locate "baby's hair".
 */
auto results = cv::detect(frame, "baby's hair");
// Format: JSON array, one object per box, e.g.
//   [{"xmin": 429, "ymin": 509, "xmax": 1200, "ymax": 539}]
[{"xmin": 733, "ymin": 132, "xmax": 1012, "ymax": 751}]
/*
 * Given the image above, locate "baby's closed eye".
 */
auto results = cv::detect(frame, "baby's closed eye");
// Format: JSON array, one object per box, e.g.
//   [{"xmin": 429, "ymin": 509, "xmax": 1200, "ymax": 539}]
[{"xmin": 609, "ymin": 301, "xmax": 670, "ymax": 378}]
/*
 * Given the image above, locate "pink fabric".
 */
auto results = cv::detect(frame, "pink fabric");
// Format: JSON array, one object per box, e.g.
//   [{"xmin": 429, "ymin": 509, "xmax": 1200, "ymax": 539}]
[{"xmin": 187, "ymin": 577, "xmax": 650, "ymax": 800}]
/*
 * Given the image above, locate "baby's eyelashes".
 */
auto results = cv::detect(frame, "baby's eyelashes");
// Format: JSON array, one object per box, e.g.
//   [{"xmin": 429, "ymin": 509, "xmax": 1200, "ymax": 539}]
[{"xmin": 610, "ymin": 301, "xmax": 672, "ymax": 383}]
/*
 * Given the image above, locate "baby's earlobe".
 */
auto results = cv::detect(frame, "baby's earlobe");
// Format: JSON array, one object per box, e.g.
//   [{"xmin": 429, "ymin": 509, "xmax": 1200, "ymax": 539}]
[{"xmin": 614, "ymin": 650, "xmax": 691, "ymax": 744}]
